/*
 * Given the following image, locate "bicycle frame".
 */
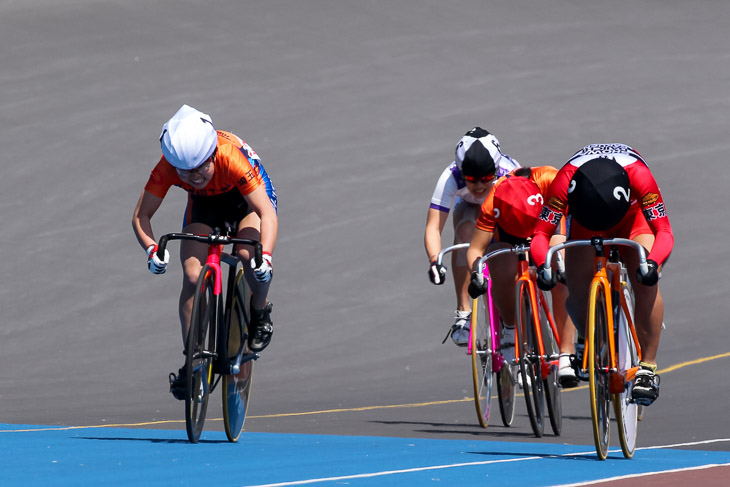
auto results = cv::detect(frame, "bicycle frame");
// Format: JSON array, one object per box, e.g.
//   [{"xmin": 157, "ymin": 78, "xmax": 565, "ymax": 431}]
[
  {"xmin": 545, "ymin": 237, "xmax": 644, "ymax": 387},
  {"xmin": 159, "ymin": 229, "xmax": 263, "ymax": 377},
  {"xmin": 158, "ymin": 228, "xmax": 263, "ymax": 443},
  {"xmin": 477, "ymin": 246, "xmax": 561, "ymax": 379},
  {"xmin": 477, "ymin": 243, "xmax": 563, "ymax": 436}
]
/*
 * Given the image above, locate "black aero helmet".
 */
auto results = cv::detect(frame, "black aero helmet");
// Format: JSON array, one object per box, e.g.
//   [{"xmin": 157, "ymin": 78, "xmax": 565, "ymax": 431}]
[
  {"xmin": 455, "ymin": 127, "xmax": 501, "ymax": 178},
  {"xmin": 568, "ymin": 158, "xmax": 631, "ymax": 231}
]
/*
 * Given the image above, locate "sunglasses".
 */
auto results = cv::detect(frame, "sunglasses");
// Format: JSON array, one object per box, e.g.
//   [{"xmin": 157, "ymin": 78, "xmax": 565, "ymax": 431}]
[
  {"xmin": 175, "ymin": 156, "xmax": 214, "ymax": 176},
  {"xmin": 464, "ymin": 173, "xmax": 496, "ymax": 183}
]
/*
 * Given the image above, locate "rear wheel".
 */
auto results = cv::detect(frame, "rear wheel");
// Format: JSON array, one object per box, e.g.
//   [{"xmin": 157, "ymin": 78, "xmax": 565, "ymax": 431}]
[
  {"xmin": 588, "ymin": 281, "xmax": 611, "ymax": 460},
  {"xmin": 471, "ymin": 297, "xmax": 493, "ymax": 428},
  {"xmin": 613, "ymin": 281, "xmax": 639, "ymax": 458},
  {"xmin": 539, "ymin": 290, "xmax": 562, "ymax": 436},
  {"xmin": 185, "ymin": 265, "xmax": 217, "ymax": 443},
  {"xmin": 223, "ymin": 268, "xmax": 255, "ymax": 442},
  {"xmin": 516, "ymin": 281, "xmax": 544, "ymax": 437}
]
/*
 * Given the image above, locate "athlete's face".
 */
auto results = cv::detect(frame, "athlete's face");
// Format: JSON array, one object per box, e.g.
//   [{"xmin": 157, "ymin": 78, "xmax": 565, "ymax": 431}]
[
  {"xmin": 176, "ymin": 155, "xmax": 215, "ymax": 189},
  {"xmin": 464, "ymin": 175, "xmax": 495, "ymax": 198}
]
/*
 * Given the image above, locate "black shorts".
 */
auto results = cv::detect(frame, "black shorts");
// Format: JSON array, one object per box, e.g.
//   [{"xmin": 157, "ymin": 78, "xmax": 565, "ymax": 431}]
[{"xmin": 183, "ymin": 189, "xmax": 252, "ymax": 232}]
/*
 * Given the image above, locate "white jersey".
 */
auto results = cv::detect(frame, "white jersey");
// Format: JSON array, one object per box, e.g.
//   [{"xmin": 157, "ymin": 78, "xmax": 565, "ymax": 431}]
[{"xmin": 429, "ymin": 154, "xmax": 520, "ymax": 212}]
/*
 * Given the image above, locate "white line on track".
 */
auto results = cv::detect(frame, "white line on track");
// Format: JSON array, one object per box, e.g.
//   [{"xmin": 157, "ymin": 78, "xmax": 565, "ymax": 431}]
[
  {"xmin": 240, "ymin": 454, "xmax": 557, "ymax": 487},
  {"xmin": 240, "ymin": 438, "xmax": 730, "ymax": 487}
]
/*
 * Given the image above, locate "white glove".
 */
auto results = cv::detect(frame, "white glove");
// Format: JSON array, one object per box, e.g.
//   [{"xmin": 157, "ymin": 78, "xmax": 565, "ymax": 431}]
[
  {"xmin": 251, "ymin": 252, "xmax": 273, "ymax": 282},
  {"xmin": 146, "ymin": 244, "xmax": 170, "ymax": 275}
]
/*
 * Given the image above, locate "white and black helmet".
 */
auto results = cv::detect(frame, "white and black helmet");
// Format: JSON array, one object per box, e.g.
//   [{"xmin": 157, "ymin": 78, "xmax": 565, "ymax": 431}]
[
  {"xmin": 160, "ymin": 105, "xmax": 218, "ymax": 170},
  {"xmin": 455, "ymin": 127, "xmax": 502, "ymax": 177}
]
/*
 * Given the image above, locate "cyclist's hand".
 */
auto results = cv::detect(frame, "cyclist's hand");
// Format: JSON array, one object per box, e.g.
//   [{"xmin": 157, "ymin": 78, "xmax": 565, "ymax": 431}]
[
  {"xmin": 468, "ymin": 272, "xmax": 488, "ymax": 299},
  {"xmin": 146, "ymin": 244, "xmax": 170, "ymax": 275},
  {"xmin": 636, "ymin": 259, "xmax": 659, "ymax": 286},
  {"xmin": 428, "ymin": 261, "xmax": 446, "ymax": 285},
  {"xmin": 536, "ymin": 264, "xmax": 558, "ymax": 291},
  {"xmin": 251, "ymin": 252, "xmax": 273, "ymax": 282}
]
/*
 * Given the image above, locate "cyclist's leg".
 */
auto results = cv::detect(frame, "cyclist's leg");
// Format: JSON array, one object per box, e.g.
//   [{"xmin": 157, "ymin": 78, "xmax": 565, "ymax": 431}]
[
  {"xmin": 549, "ymin": 234, "xmax": 578, "ymax": 386},
  {"xmin": 563, "ymin": 245, "xmax": 595, "ymax": 337},
  {"xmin": 179, "ymin": 222, "xmax": 213, "ymax": 346},
  {"xmin": 625, "ymin": 233, "xmax": 664, "ymax": 366},
  {"xmin": 452, "ymin": 200, "xmax": 478, "ymax": 314},
  {"xmin": 236, "ymin": 210, "xmax": 274, "ymax": 352},
  {"xmin": 235, "ymin": 210, "xmax": 271, "ymax": 309},
  {"xmin": 484, "ymin": 241, "xmax": 518, "ymax": 326},
  {"xmin": 548, "ymin": 234, "xmax": 576, "ymax": 355}
]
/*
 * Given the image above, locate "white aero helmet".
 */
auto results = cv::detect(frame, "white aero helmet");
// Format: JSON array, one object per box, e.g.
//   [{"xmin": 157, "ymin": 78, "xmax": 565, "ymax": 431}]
[
  {"xmin": 454, "ymin": 127, "xmax": 503, "ymax": 177},
  {"xmin": 159, "ymin": 104, "xmax": 218, "ymax": 170}
]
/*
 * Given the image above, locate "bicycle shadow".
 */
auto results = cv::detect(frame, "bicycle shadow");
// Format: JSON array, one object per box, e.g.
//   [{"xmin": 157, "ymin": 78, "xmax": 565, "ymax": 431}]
[
  {"xmin": 368, "ymin": 419, "xmax": 542, "ymax": 438},
  {"xmin": 464, "ymin": 450, "xmax": 611, "ymax": 462},
  {"xmin": 73, "ymin": 436, "xmax": 229, "ymax": 445}
]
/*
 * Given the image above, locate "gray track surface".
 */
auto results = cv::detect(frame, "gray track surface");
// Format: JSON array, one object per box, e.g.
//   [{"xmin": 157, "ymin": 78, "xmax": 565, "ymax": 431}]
[{"xmin": 2, "ymin": 0, "xmax": 729, "ymax": 451}]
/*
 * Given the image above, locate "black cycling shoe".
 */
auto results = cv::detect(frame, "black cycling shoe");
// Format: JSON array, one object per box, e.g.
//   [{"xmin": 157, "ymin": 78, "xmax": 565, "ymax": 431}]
[
  {"xmin": 632, "ymin": 368, "xmax": 660, "ymax": 406},
  {"xmin": 168, "ymin": 366, "xmax": 186, "ymax": 401},
  {"xmin": 249, "ymin": 302, "xmax": 273, "ymax": 352}
]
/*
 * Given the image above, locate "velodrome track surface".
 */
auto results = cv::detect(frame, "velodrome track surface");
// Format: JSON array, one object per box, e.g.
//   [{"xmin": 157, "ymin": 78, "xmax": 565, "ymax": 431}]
[{"xmin": 1, "ymin": 1, "xmax": 729, "ymax": 485}]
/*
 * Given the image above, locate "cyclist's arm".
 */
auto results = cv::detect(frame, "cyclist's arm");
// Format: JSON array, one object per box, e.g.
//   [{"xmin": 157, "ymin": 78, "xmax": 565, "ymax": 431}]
[
  {"xmin": 132, "ymin": 190, "xmax": 164, "ymax": 251},
  {"xmin": 467, "ymin": 227, "xmax": 493, "ymax": 273},
  {"xmin": 631, "ymin": 172, "xmax": 674, "ymax": 264},
  {"xmin": 244, "ymin": 184, "xmax": 278, "ymax": 255},
  {"xmin": 424, "ymin": 207, "xmax": 448, "ymax": 263}
]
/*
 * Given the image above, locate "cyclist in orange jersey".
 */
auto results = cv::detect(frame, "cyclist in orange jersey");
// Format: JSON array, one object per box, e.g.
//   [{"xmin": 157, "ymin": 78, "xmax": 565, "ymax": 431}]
[
  {"xmin": 466, "ymin": 166, "xmax": 579, "ymax": 387},
  {"xmin": 132, "ymin": 105, "xmax": 279, "ymax": 400}
]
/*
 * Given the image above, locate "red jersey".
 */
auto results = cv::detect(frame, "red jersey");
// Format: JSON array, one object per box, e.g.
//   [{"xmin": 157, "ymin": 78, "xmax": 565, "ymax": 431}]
[
  {"xmin": 144, "ymin": 131, "xmax": 263, "ymax": 199},
  {"xmin": 531, "ymin": 144, "xmax": 674, "ymax": 267}
]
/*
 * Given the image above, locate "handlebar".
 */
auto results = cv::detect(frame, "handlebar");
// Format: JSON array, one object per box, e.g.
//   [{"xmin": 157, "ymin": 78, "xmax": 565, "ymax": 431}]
[
  {"xmin": 158, "ymin": 231, "xmax": 263, "ymax": 268},
  {"xmin": 435, "ymin": 243, "xmax": 469, "ymax": 267},
  {"xmin": 473, "ymin": 243, "xmax": 533, "ymax": 285},
  {"xmin": 542, "ymin": 237, "xmax": 648, "ymax": 281}
]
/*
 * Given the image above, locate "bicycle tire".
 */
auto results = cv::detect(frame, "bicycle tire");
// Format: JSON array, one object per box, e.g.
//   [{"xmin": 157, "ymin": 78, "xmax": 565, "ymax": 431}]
[
  {"xmin": 497, "ymin": 318, "xmax": 516, "ymax": 427},
  {"xmin": 539, "ymin": 290, "xmax": 562, "ymax": 436},
  {"xmin": 613, "ymin": 280, "xmax": 639, "ymax": 458},
  {"xmin": 471, "ymin": 296, "xmax": 493, "ymax": 428},
  {"xmin": 223, "ymin": 267, "xmax": 255, "ymax": 442},
  {"xmin": 588, "ymin": 280, "xmax": 612, "ymax": 460},
  {"xmin": 517, "ymin": 281, "xmax": 544, "ymax": 437},
  {"xmin": 185, "ymin": 265, "xmax": 217, "ymax": 443}
]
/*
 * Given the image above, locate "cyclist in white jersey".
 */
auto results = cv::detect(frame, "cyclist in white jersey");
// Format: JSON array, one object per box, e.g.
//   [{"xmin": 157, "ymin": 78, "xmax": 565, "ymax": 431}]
[{"xmin": 425, "ymin": 127, "xmax": 520, "ymax": 346}]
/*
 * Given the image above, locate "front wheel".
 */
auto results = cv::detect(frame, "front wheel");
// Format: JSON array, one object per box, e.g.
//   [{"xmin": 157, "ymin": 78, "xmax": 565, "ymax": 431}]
[
  {"xmin": 223, "ymin": 267, "xmax": 255, "ymax": 442},
  {"xmin": 185, "ymin": 265, "xmax": 217, "ymax": 443},
  {"xmin": 613, "ymin": 282, "xmax": 639, "ymax": 458},
  {"xmin": 588, "ymin": 281, "xmax": 612, "ymax": 460},
  {"xmin": 471, "ymin": 297, "xmax": 493, "ymax": 428},
  {"xmin": 539, "ymin": 290, "xmax": 562, "ymax": 436},
  {"xmin": 516, "ymin": 281, "xmax": 544, "ymax": 437},
  {"xmin": 497, "ymin": 318, "xmax": 516, "ymax": 427}
]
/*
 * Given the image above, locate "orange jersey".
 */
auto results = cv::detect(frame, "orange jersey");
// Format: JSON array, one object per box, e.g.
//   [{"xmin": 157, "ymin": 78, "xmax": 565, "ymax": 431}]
[
  {"xmin": 144, "ymin": 131, "xmax": 263, "ymax": 199},
  {"xmin": 476, "ymin": 166, "xmax": 558, "ymax": 233}
]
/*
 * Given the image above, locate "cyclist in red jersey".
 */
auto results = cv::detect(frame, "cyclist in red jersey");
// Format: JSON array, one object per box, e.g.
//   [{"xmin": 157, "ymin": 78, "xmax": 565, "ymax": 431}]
[
  {"xmin": 466, "ymin": 166, "xmax": 578, "ymax": 387},
  {"xmin": 531, "ymin": 143, "xmax": 673, "ymax": 405},
  {"xmin": 132, "ymin": 105, "xmax": 279, "ymax": 400}
]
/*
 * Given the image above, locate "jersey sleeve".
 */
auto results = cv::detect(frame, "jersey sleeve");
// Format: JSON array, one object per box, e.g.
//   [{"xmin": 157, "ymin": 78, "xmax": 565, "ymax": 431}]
[
  {"xmin": 429, "ymin": 165, "xmax": 458, "ymax": 213},
  {"xmin": 630, "ymin": 163, "xmax": 674, "ymax": 265},
  {"xmin": 143, "ymin": 157, "xmax": 179, "ymax": 198},
  {"xmin": 531, "ymin": 165, "xmax": 573, "ymax": 267}
]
